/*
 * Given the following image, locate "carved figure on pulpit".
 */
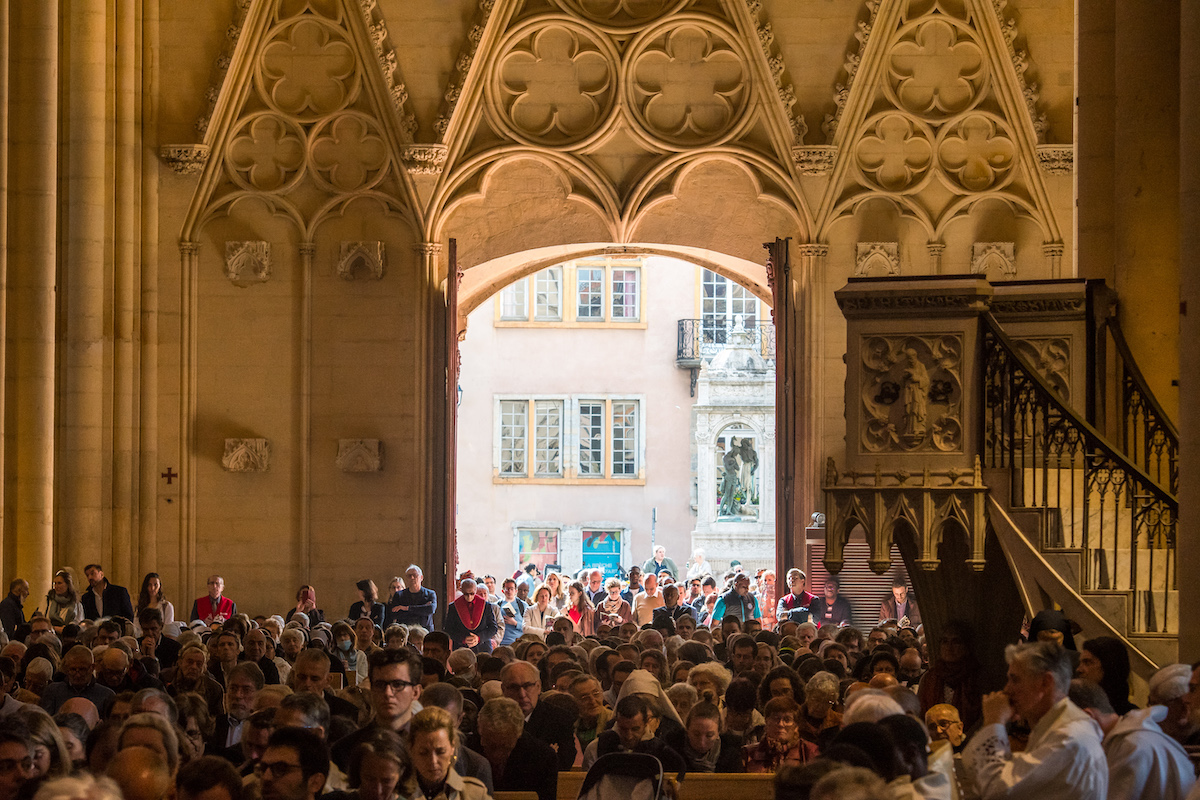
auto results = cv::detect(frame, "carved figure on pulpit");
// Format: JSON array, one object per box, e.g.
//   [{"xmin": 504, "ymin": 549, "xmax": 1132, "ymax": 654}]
[{"xmin": 901, "ymin": 348, "xmax": 930, "ymax": 443}]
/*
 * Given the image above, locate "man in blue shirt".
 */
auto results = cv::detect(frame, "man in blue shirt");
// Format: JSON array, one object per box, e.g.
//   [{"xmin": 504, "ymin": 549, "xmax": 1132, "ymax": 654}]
[
  {"xmin": 387, "ymin": 564, "xmax": 437, "ymax": 630},
  {"xmin": 498, "ymin": 578, "xmax": 527, "ymax": 647}
]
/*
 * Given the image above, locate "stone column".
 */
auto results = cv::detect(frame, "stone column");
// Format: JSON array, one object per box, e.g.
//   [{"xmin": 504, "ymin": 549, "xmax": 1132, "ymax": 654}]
[
  {"xmin": 59, "ymin": 0, "xmax": 109, "ymax": 573},
  {"xmin": 6, "ymin": 0, "xmax": 59, "ymax": 595},
  {"xmin": 794, "ymin": 244, "xmax": 827, "ymax": 569},
  {"xmin": 1075, "ymin": 0, "xmax": 1115, "ymax": 284},
  {"xmin": 139, "ymin": 0, "xmax": 160, "ymax": 579},
  {"xmin": 1177, "ymin": 0, "xmax": 1200, "ymax": 660},
  {"xmin": 1113, "ymin": 0, "xmax": 1180, "ymax": 418},
  {"xmin": 416, "ymin": 242, "xmax": 445, "ymax": 593},
  {"xmin": 0, "ymin": 0, "xmax": 9, "ymax": 567},
  {"xmin": 299, "ymin": 242, "xmax": 315, "ymax": 582}
]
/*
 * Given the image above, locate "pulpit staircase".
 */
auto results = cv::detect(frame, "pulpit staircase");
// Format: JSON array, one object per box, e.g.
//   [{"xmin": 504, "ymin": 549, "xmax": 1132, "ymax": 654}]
[
  {"xmin": 980, "ymin": 311, "xmax": 1178, "ymax": 676},
  {"xmin": 823, "ymin": 277, "xmax": 1178, "ymax": 684}
]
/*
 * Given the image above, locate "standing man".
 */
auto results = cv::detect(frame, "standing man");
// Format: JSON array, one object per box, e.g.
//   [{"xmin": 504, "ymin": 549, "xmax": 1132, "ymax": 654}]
[
  {"xmin": 515, "ymin": 564, "xmax": 540, "ymax": 596},
  {"xmin": 880, "ymin": 575, "xmax": 921, "ymax": 627},
  {"xmin": 621, "ymin": 567, "xmax": 643, "ymax": 605},
  {"xmin": 776, "ymin": 569, "xmax": 815, "ymax": 624},
  {"xmin": 0, "ymin": 580, "xmax": 28, "ymax": 638},
  {"xmin": 497, "ymin": 579, "xmax": 526, "ymax": 648},
  {"xmin": 388, "ymin": 564, "xmax": 437, "ymax": 630},
  {"xmin": 191, "ymin": 575, "xmax": 236, "ymax": 625},
  {"xmin": 711, "ymin": 574, "xmax": 761, "ymax": 626},
  {"xmin": 82, "ymin": 565, "xmax": 135, "ymax": 622},
  {"xmin": 963, "ymin": 641, "xmax": 1106, "ymax": 798},
  {"xmin": 642, "ymin": 546, "xmax": 678, "ymax": 581},
  {"xmin": 444, "ymin": 578, "xmax": 498, "ymax": 653},
  {"xmin": 585, "ymin": 570, "xmax": 606, "ymax": 607},
  {"xmin": 807, "ymin": 577, "xmax": 853, "ymax": 628}
]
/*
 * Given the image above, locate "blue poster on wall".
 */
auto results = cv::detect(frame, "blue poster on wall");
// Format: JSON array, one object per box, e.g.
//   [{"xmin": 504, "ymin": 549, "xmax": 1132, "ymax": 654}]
[{"xmin": 582, "ymin": 530, "xmax": 621, "ymax": 577}]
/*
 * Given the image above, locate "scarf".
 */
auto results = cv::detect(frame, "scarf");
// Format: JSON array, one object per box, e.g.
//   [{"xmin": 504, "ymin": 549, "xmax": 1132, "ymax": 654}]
[
  {"xmin": 686, "ymin": 739, "xmax": 721, "ymax": 772},
  {"xmin": 453, "ymin": 595, "xmax": 486, "ymax": 629}
]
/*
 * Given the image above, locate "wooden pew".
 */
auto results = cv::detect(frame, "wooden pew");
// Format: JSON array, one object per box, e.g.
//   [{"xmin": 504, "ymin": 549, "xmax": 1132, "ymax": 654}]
[
  {"xmin": 494, "ymin": 792, "xmax": 539, "ymax": 800},
  {"xmin": 557, "ymin": 770, "xmax": 774, "ymax": 800}
]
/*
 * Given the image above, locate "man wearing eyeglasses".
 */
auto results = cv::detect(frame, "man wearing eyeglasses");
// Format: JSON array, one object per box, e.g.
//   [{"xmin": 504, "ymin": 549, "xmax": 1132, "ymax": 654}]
[
  {"xmin": 500, "ymin": 660, "xmax": 576, "ymax": 769},
  {"xmin": 0, "ymin": 729, "xmax": 32, "ymax": 800},
  {"xmin": 330, "ymin": 648, "xmax": 423, "ymax": 772},
  {"xmin": 257, "ymin": 727, "xmax": 329, "ymax": 800},
  {"xmin": 444, "ymin": 578, "xmax": 498, "ymax": 654}
]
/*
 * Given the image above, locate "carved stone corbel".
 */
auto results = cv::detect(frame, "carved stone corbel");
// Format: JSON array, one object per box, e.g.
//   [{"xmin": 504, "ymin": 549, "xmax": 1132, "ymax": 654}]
[
  {"xmin": 222, "ymin": 438, "xmax": 270, "ymax": 472},
  {"xmin": 971, "ymin": 242, "xmax": 1016, "ymax": 277},
  {"xmin": 338, "ymin": 242, "xmax": 385, "ymax": 280},
  {"xmin": 225, "ymin": 241, "xmax": 271, "ymax": 284},
  {"xmin": 855, "ymin": 242, "xmax": 900, "ymax": 277},
  {"xmin": 336, "ymin": 439, "xmax": 383, "ymax": 472},
  {"xmin": 159, "ymin": 144, "xmax": 211, "ymax": 175}
]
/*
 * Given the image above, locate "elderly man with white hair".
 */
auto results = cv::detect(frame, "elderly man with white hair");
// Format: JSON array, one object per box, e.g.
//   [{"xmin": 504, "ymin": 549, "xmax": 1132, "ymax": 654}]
[
  {"xmin": 1149, "ymin": 663, "xmax": 1197, "ymax": 745},
  {"xmin": 444, "ymin": 578, "xmax": 498, "ymax": 653},
  {"xmin": 963, "ymin": 641, "xmax": 1106, "ymax": 799}
]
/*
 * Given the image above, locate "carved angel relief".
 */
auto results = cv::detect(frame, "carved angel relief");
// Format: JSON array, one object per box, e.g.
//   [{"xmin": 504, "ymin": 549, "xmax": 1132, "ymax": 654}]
[
  {"xmin": 222, "ymin": 438, "xmax": 271, "ymax": 472},
  {"xmin": 860, "ymin": 335, "xmax": 963, "ymax": 454}
]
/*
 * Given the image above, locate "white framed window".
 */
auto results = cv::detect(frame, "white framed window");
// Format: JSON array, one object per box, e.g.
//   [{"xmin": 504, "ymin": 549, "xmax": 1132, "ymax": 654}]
[
  {"xmin": 576, "ymin": 267, "xmax": 605, "ymax": 321},
  {"xmin": 534, "ymin": 267, "xmax": 562, "ymax": 321},
  {"xmin": 499, "ymin": 400, "xmax": 528, "ymax": 475},
  {"xmin": 611, "ymin": 267, "xmax": 640, "ymax": 321},
  {"xmin": 499, "ymin": 280, "xmax": 528, "ymax": 321},
  {"xmin": 496, "ymin": 395, "xmax": 643, "ymax": 480},
  {"xmin": 702, "ymin": 268, "xmax": 758, "ymax": 342}
]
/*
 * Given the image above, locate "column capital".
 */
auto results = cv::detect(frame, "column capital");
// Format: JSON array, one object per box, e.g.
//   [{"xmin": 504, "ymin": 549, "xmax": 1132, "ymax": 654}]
[
  {"xmin": 413, "ymin": 242, "xmax": 443, "ymax": 257},
  {"xmin": 179, "ymin": 241, "xmax": 200, "ymax": 256},
  {"xmin": 1042, "ymin": 242, "xmax": 1065, "ymax": 257},
  {"xmin": 795, "ymin": 243, "xmax": 829, "ymax": 258},
  {"xmin": 299, "ymin": 242, "xmax": 317, "ymax": 257}
]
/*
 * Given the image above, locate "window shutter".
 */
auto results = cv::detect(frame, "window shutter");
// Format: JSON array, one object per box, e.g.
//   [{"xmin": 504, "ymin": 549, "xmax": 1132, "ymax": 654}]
[{"xmin": 805, "ymin": 535, "xmax": 912, "ymax": 632}]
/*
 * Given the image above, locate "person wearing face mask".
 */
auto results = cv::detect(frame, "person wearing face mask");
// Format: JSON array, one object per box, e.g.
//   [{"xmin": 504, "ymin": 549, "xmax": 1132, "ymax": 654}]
[{"xmin": 331, "ymin": 622, "xmax": 368, "ymax": 686}]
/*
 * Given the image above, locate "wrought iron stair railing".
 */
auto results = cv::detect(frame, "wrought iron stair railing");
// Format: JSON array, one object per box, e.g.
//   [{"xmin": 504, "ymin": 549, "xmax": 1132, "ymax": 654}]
[
  {"xmin": 982, "ymin": 313, "xmax": 1177, "ymax": 634},
  {"xmin": 1104, "ymin": 317, "xmax": 1179, "ymax": 495}
]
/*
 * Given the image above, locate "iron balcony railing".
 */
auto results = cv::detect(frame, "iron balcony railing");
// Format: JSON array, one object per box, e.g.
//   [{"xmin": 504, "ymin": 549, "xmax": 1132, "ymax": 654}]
[
  {"xmin": 982, "ymin": 313, "xmax": 1176, "ymax": 634},
  {"xmin": 676, "ymin": 318, "xmax": 776, "ymax": 367}
]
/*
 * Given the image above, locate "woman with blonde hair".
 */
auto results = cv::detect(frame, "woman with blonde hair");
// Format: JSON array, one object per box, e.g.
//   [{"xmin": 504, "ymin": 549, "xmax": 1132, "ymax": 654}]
[
  {"xmin": 43, "ymin": 570, "xmax": 84, "ymax": 630},
  {"xmin": 542, "ymin": 572, "xmax": 568, "ymax": 613},
  {"xmin": 403, "ymin": 707, "xmax": 490, "ymax": 800}
]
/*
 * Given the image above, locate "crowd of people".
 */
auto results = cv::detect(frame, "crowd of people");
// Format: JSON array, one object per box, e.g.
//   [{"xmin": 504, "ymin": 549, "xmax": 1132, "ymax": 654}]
[{"xmin": 0, "ymin": 548, "xmax": 1194, "ymax": 800}]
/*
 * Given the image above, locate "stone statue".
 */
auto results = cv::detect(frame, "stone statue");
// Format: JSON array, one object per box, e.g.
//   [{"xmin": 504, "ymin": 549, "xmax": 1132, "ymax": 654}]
[
  {"xmin": 901, "ymin": 348, "xmax": 930, "ymax": 441},
  {"xmin": 738, "ymin": 437, "xmax": 759, "ymax": 505},
  {"xmin": 717, "ymin": 440, "xmax": 742, "ymax": 517}
]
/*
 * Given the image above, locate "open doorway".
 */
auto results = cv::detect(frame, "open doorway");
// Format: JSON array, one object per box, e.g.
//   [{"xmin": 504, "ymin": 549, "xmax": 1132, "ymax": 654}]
[{"xmin": 452, "ymin": 249, "xmax": 778, "ymax": 587}]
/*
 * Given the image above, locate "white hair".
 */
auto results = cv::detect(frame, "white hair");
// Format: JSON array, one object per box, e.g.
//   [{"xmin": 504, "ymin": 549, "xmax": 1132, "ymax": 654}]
[
  {"xmin": 842, "ymin": 689, "xmax": 905, "ymax": 725},
  {"xmin": 1149, "ymin": 664, "xmax": 1193, "ymax": 703},
  {"xmin": 34, "ymin": 774, "xmax": 122, "ymax": 800}
]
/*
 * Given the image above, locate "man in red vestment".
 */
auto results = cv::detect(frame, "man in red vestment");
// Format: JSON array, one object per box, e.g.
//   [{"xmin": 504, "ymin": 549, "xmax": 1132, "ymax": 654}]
[
  {"xmin": 444, "ymin": 578, "xmax": 498, "ymax": 653},
  {"xmin": 191, "ymin": 575, "xmax": 237, "ymax": 625}
]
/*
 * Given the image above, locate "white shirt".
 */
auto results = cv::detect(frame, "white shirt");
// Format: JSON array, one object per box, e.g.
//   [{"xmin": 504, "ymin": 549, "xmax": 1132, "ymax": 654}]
[
  {"xmin": 963, "ymin": 697, "xmax": 1107, "ymax": 800},
  {"xmin": 1103, "ymin": 706, "xmax": 1196, "ymax": 800}
]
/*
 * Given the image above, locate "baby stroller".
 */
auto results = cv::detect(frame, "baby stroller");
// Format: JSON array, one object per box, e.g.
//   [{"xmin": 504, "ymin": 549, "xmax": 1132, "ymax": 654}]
[{"xmin": 577, "ymin": 753, "xmax": 667, "ymax": 800}]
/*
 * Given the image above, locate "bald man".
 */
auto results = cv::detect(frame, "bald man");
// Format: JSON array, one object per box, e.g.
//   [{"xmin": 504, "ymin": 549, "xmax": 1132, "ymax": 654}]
[
  {"xmin": 107, "ymin": 746, "xmax": 173, "ymax": 800},
  {"xmin": 58, "ymin": 697, "xmax": 101, "ymax": 729}
]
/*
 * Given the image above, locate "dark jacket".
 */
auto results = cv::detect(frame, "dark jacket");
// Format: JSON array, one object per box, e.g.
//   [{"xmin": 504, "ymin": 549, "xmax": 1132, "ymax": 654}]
[
  {"xmin": 348, "ymin": 601, "xmax": 385, "ymax": 628},
  {"xmin": 808, "ymin": 595, "xmax": 853, "ymax": 628},
  {"xmin": 663, "ymin": 728, "xmax": 744, "ymax": 773},
  {"xmin": 466, "ymin": 732, "xmax": 556, "ymax": 800},
  {"xmin": 652, "ymin": 604, "xmax": 698, "ymax": 627},
  {"xmin": 526, "ymin": 701, "xmax": 578, "ymax": 770},
  {"xmin": 387, "ymin": 587, "xmax": 437, "ymax": 630},
  {"xmin": 154, "ymin": 635, "xmax": 182, "ymax": 670},
  {"xmin": 593, "ymin": 729, "xmax": 687, "ymax": 778},
  {"xmin": 0, "ymin": 593, "xmax": 25, "ymax": 638},
  {"xmin": 444, "ymin": 599, "xmax": 499, "ymax": 653},
  {"xmin": 82, "ymin": 582, "xmax": 135, "ymax": 622}
]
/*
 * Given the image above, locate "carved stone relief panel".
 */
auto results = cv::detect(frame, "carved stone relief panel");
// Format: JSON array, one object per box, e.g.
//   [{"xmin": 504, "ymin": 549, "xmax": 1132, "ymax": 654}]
[
  {"xmin": 550, "ymin": 0, "xmax": 690, "ymax": 28},
  {"xmin": 336, "ymin": 439, "xmax": 383, "ymax": 472},
  {"xmin": 936, "ymin": 113, "xmax": 1016, "ymax": 192},
  {"xmin": 971, "ymin": 242, "xmax": 1016, "ymax": 276},
  {"xmin": 490, "ymin": 19, "xmax": 619, "ymax": 147},
  {"xmin": 337, "ymin": 241, "xmax": 385, "ymax": 280},
  {"xmin": 626, "ymin": 21, "xmax": 750, "ymax": 147},
  {"xmin": 854, "ymin": 114, "xmax": 934, "ymax": 193},
  {"xmin": 225, "ymin": 241, "xmax": 272, "ymax": 284},
  {"xmin": 860, "ymin": 334, "xmax": 963, "ymax": 454},
  {"xmin": 1012, "ymin": 337, "xmax": 1070, "ymax": 402},
  {"xmin": 222, "ymin": 438, "xmax": 271, "ymax": 472},
  {"xmin": 256, "ymin": 17, "xmax": 359, "ymax": 122},
  {"xmin": 886, "ymin": 17, "xmax": 988, "ymax": 122},
  {"xmin": 855, "ymin": 242, "xmax": 900, "ymax": 277}
]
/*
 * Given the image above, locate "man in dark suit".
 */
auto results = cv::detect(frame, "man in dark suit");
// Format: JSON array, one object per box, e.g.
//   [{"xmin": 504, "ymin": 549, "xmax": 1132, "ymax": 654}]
[
  {"xmin": 500, "ymin": 660, "xmax": 577, "ymax": 769},
  {"xmin": 82, "ymin": 564, "xmax": 135, "ymax": 622},
  {"xmin": 471, "ymin": 697, "xmax": 557, "ymax": 800},
  {"xmin": 138, "ymin": 607, "xmax": 181, "ymax": 669},
  {"xmin": 0, "ymin": 579, "xmax": 28, "ymax": 639}
]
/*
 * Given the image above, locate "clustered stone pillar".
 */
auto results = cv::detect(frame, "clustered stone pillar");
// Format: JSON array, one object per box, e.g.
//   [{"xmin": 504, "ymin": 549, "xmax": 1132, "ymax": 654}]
[
  {"xmin": 6, "ymin": 0, "xmax": 59, "ymax": 595},
  {"xmin": 794, "ymin": 244, "xmax": 827, "ymax": 561},
  {"xmin": 1177, "ymin": 0, "xmax": 1200, "ymax": 661}
]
